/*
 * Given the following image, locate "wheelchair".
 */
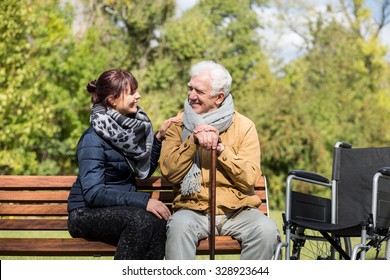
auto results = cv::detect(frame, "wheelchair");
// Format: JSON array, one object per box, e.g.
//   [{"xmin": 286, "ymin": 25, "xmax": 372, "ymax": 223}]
[{"xmin": 274, "ymin": 142, "xmax": 390, "ymax": 260}]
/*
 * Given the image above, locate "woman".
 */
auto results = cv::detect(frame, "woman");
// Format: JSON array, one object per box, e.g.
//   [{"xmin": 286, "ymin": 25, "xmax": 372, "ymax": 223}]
[{"xmin": 67, "ymin": 69, "xmax": 175, "ymax": 259}]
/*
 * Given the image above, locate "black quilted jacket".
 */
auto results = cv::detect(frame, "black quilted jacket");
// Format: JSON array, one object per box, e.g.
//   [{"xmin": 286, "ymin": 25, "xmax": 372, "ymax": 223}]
[{"xmin": 67, "ymin": 126, "xmax": 161, "ymax": 211}]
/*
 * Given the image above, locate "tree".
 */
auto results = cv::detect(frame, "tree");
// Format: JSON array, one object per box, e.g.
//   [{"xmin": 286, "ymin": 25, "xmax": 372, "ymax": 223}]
[
  {"xmin": 264, "ymin": 0, "xmax": 390, "ymax": 208},
  {"xmin": 145, "ymin": 0, "xmax": 272, "ymax": 126},
  {"xmin": 0, "ymin": 0, "xmax": 78, "ymax": 174},
  {"xmin": 0, "ymin": 0, "xmax": 177, "ymax": 175},
  {"xmin": 2, "ymin": 0, "xmax": 389, "ymax": 212}
]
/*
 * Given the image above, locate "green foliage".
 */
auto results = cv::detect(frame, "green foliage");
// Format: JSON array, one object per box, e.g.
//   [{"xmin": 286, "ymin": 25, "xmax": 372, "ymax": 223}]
[
  {"xmin": 1, "ymin": 0, "xmax": 77, "ymax": 174},
  {"xmin": 262, "ymin": 2, "xmax": 390, "ymax": 209},
  {"xmin": 1, "ymin": 0, "xmax": 390, "ymax": 210}
]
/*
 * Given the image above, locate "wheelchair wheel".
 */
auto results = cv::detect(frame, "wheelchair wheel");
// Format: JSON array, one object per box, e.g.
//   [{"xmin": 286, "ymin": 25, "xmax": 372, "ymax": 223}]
[{"xmin": 289, "ymin": 227, "xmax": 351, "ymax": 260}]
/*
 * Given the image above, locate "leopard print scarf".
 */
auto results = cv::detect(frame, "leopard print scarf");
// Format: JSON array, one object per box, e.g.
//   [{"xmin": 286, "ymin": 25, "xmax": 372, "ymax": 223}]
[{"xmin": 91, "ymin": 104, "xmax": 154, "ymax": 179}]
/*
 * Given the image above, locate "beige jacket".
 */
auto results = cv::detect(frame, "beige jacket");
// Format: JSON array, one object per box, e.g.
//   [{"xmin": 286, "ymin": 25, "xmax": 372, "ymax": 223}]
[{"xmin": 160, "ymin": 110, "xmax": 262, "ymax": 215}]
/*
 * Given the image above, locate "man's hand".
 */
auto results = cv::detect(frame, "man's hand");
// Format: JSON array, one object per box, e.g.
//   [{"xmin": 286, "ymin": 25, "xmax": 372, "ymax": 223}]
[{"xmin": 193, "ymin": 124, "xmax": 219, "ymax": 150}]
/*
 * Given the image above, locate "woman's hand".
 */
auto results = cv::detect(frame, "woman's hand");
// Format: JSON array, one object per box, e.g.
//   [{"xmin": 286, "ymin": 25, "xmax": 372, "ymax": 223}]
[
  {"xmin": 146, "ymin": 198, "xmax": 172, "ymax": 220},
  {"xmin": 155, "ymin": 117, "xmax": 180, "ymax": 141}
]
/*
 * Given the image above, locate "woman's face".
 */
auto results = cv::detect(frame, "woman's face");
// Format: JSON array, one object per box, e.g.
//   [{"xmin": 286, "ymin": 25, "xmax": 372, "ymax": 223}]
[{"xmin": 113, "ymin": 86, "xmax": 141, "ymax": 116}]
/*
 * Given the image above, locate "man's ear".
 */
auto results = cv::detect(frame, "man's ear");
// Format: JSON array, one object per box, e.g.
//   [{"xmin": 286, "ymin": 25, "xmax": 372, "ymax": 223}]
[{"xmin": 215, "ymin": 92, "xmax": 226, "ymax": 106}]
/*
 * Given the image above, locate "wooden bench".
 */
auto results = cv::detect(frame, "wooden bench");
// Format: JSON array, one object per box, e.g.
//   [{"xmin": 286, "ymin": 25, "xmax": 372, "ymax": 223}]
[{"xmin": 0, "ymin": 175, "xmax": 268, "ymax": 258}]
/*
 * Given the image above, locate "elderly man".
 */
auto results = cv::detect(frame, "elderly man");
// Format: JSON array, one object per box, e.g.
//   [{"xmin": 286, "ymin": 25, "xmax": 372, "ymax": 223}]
[{"xmin": 160, "ymin": 60, "xmax": 279, "ymax": 260}]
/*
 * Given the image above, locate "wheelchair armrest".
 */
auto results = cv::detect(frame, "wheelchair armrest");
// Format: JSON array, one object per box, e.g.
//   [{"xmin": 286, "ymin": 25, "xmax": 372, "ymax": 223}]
[
  {"xmin": 378, "ymin": 167, "xmax": 390, "ymax": 177},
  {"xmin": 335, "ymin": 141, "xmax": 352, "ymax": 149},
  {"xmin": 288, "ymin": 170, "xmax": 330, "ymax": 184}
]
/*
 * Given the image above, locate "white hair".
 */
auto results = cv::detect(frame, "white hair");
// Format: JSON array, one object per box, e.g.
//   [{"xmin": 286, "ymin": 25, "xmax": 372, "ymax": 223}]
[{"xmin": 189, "ymin": 60, "xmax": 232, "ymax": 97}]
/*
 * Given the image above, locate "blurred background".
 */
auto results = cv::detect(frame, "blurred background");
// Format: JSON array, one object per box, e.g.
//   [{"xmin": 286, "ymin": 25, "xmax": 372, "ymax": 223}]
[{"xmin": 1, "ymin": 0, "xmax": 389, "ymax": 211}]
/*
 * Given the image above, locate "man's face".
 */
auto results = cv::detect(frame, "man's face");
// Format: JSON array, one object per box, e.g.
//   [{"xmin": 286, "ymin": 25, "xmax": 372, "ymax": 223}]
[{"xmin": 187, "ymin": 73, "xmax": 220, "ymax": 114}]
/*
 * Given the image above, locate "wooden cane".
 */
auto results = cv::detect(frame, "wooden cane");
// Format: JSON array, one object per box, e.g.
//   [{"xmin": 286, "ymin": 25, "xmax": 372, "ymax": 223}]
[{"xmin": 209, "ymin": 148, "xmax": 217, "ymax": 260}]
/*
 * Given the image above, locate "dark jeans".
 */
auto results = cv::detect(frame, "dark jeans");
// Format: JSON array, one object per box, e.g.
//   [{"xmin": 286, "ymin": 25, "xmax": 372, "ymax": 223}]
[{"xmin": 68, "ymin": 206, "xmax": 166, "ymax": 260}]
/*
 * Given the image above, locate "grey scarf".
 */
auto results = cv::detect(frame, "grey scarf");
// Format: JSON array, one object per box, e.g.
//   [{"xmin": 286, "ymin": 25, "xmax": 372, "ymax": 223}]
[
  {"xmin": 181, "ymin": 94, "xmax": 234, "ymax": 195},
  {"xmin": 91, "ymin": 104, "xmax": 154, "ymax": 179}
]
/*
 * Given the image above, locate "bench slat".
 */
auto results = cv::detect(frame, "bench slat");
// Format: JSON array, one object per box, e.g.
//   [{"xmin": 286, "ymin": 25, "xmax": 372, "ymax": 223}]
[
  {"xmin": 0, "ymin": 176, "xmax": 76, "ymax": 190},
  {"xmin": 259, "ymin": 203, "xmax": 267, "ymax": 214},
  {"xmin": 137, "ymin": 177, "xmax": 174, "ymax": 187},
  {"xmin": 0, "ymin": 237, "xmax": 242, "ymax": 256},
  {"xmin": 0, "ymin": 219, "xmax": 68, "ymax": 230},
  {"xmin": 254, "ymin": 190, "xmax": 267, "ymax": 200},
  {"xmin": 197, "ymin": 237, "xmax": 241, "ymax": 255},
  {"xmin": 0, "ymin": 191, "xmax": 69, "ymax": 202},
  {"xmin": 0, "ymin": 205, "xmax": 67, "ymax": 216},
  {"xmin": 0, "ymin": 192, "xmax": 264, "ymax": 205},
  {"xmin": 149, "ymin": 191, "xmax": 174, "ymax": 201},
  {"xmin": 0, "ymin": 205, "xmax": 266, "ymax": 216},
  {"xmin": 0, "ymin": 176, "xmax": 264, "ymax": 189},
  {"xmin": 0, "ymin": 176, "xmax": 173, "ymax": 190},
  {"xmin": 0, "ymin": 238, "xmax": 116, "ymax": 256}
]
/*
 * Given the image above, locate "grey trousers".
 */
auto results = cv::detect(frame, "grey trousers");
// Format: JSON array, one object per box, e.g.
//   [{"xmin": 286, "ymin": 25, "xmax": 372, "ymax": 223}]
[{"xmin": 165, "ymin": 207, "xmax": 279, "ymax": 260}]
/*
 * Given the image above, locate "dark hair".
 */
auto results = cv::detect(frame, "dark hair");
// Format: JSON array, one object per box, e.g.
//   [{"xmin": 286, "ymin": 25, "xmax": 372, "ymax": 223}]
[{"xmin": 87, "ymin": 69, "xmax": 138, "ymax": 106}]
